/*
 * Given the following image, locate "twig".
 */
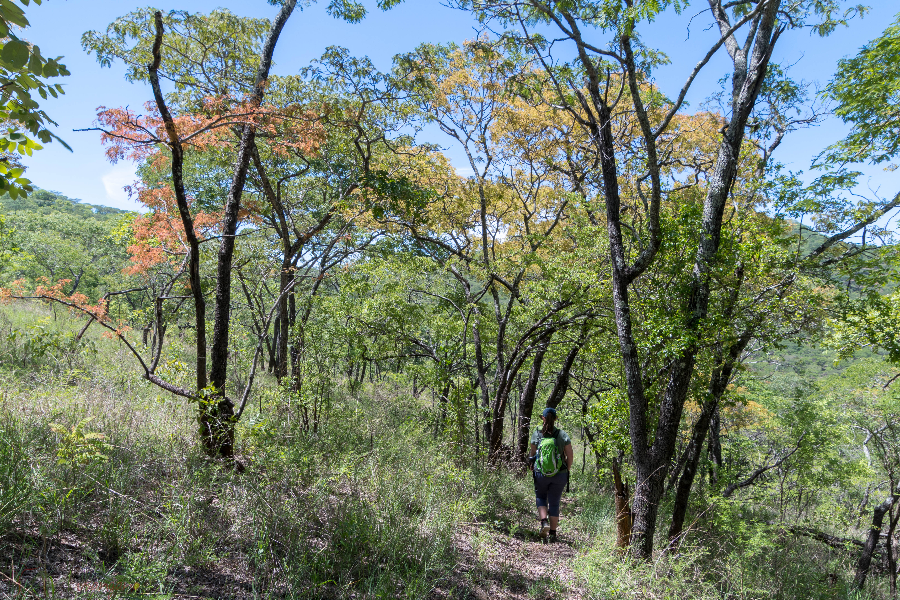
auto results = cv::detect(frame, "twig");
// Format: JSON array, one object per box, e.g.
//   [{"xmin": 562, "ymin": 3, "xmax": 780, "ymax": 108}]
[{"xmin": 0, "ymin": 568, "xmax": 26, "ymax": 590}]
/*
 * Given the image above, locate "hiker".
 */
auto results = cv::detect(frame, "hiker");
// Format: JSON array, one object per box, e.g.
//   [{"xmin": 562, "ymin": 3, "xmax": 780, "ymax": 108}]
[{"xmin": 528, "ymin": 406, "xmax": 573, "ymax": 542}]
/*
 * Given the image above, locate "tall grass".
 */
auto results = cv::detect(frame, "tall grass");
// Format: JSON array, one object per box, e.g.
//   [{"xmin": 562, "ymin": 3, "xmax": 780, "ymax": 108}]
[{"xmin": 1, "ymin": 303, "xmax": 897, "ymax": 599}]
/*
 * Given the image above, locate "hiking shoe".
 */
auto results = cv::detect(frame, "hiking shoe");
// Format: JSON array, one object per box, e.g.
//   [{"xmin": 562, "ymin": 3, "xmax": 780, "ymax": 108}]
[
  {"xmin": 548, "ymin": 530, "xmax": 558, "ymax": 543},
  {"xmin": 539, "ymin": 519, "xmax": 550, "ymax": 539}
]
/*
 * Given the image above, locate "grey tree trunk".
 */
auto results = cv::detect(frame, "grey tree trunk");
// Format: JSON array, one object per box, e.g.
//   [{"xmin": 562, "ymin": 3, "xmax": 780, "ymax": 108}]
[
  {"xmin": 202, "ymin": 0, "xmax": 298, "ymax": 457},
  {"xmin": 516, "ymin": 343, "xmax": 549, "ymax": 459},
  {"xmin": 855, "ymin": 490, "xmax": 898, "ymax": 590}
]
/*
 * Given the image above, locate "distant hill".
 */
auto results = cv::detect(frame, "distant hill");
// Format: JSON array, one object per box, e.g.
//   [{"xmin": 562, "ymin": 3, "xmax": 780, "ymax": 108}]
[{"xmin": 0, "ymin": 188, "xmax": 131, "ymax": 219}]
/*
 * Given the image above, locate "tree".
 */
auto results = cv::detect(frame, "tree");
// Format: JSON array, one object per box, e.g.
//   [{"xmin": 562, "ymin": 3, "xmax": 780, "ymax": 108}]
[
  {"xmin": 394, "ymin": 41, "xmax": 608, "ymax": 460},
  {"xmin": 821, "ymin": 11, "xmax": 900, "ymax": 167},
  {"xmin": 247, "ymin": 46, "xmax": 419, "ymax": 387},
  {"xmin": 73, "ymin": 2, "xmax": 408, "ymax": 458},
  {"xmin": 452, "ymin": 0, "xmax": 875, "ymax": 559}
]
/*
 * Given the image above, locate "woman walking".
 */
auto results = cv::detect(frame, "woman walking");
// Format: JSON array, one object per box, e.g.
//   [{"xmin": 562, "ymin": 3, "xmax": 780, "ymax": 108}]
[{"xmin": 528, "ymin": 407, "xmax": 573, "ymax": 542}]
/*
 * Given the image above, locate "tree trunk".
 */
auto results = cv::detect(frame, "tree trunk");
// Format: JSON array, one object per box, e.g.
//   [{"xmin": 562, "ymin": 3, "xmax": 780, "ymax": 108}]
[
  {"xmin": 855, "ymin": 490, "xmax": 898, "ymax": 590},
  {"xmin": 668, "ymin": 331, "xmax": 750, "ymax": 547},
  {"xmin": 200, "ymin": 0, "xmax": 297, "ymax": 457},
  {"xmin": 546, "ymin": 337, "xmax": 584, "ymax": 409},
  {"xmin": 437, "ymin": 380, "xmax": 451, "ymax": 435},
  {"xmin": 147, "ymin": 12, "xmax": 207, "ymax": 394},
  {"xmin": 708, "ymin": 408, "xmax": 723, "ymax": 486},
  {"xmin": 269, "ymin": 309, "xmax": 280, "ymax": 372},
  {"xmin": 667, "ymin": 399, "xmax": 716, "ymax": 547},
  {"xmin": 612, "ymin": 453, "xmax": 633, "ymax": 552},
  {"xmin": 887, "ymin": 498, "xmax": 899, "ymax": 597},
  {"xmin": 516, "ymin": 343, "xmax": 548, "ymax": 459},
  {"xmin": 626, "ymin": 2, "xmax": 782, "ymax": 557},
  {"xmin": 487, "ymin": 353, "xmax": 529, "ymax": 459},
  {"xmin": 274, "ymin": 264, "xmax": 293, "ymax": 379}
]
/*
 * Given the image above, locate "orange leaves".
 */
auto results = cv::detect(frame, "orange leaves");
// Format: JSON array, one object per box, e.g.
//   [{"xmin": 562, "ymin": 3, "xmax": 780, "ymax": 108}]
[
  {"xmin": 102, "ymin": 325, "xmax": 132, "ymax": 339},
  {"xmin": 95, "ymin": 96, "xmax": 324, "ymax": 165},
  {"xmin": 94, "ymin": 93, "xmax": 326, "ymax": 277},
  {"xmin": 124, "ymin": 185, "xmax": 223, "ymax": 276},
  {"xmin": 1, "ymin": 277, "xmax": 110, "ymax": 322}
]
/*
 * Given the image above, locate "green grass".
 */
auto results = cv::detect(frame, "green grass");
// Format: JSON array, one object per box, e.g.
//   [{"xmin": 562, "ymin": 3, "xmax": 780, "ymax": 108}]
[{"xmin": 0, "ymin": 303, "xmax": 897, "ymax": 599}]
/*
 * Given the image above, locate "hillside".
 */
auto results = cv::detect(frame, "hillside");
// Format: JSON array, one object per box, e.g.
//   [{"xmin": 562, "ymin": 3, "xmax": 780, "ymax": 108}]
[
  {"xmin": 0, "ymin": 188, "xmax": 132, "ymax": 301},
  {"xmin": 1, "ymin": 188, "xmax": 131, "ymax": 219}
]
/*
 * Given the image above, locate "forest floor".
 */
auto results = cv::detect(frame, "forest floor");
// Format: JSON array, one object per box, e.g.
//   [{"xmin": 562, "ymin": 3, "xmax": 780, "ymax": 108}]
[
  {"xmin": 0, "ymin": 490, "xmax": 593, "ymax": 600},
  {"xmin": 440, "ymin": 495, "xmax": 588, "ymax": 600}
]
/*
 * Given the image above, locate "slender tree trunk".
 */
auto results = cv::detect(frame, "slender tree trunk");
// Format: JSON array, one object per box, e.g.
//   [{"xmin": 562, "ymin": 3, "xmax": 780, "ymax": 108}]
[
  {"xmin": 667, "ymin": 400, "xmax": 716, "ymax": 546},
  {"xmin": 546, "ymin": 337, "xmax": 584, "ymax": 409},
  {"xmin": 437, "ymin": 380, "xmax": 451, "ymax": 436},
  {"xmin": 855, "ymin": 489, "xmax": 899, "ymax": 590},
  {"xmin": 516, "ymin": 343, "xmax": 548, "ymax": 459},
  {"xmin": 668, "ymin": 330, "xmax": 750, "ymax": 546},
  {"xmin": 708, "ymin": 408, "xmax": 723, "ymax": 486},
  {"xmin": 887, "ymin": 499, "xmax": 899, "ymax": 596},
  {"xmin": 269, "ymin": 310, "xmax": 280, "ymax": 372},
  {"xmin": 488, "ymin": 353, "xmax": 529, "ymax": 459},
  {"xmin": 274, "ymin": 264, "xmax": 293, "ymax": 379},
  {"xmin": 147, "ymin": 12, "xmax": 207, "ymax": 394},
  {"xmin": 204, "ymin": 0, "xmax": 298, "ymax": 458}
]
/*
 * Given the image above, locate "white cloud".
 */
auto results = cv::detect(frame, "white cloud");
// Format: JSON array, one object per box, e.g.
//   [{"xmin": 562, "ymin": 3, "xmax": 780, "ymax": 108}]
[{"xmin": 101, "ymin": 164, "xmax": 138, "ymax": 205}]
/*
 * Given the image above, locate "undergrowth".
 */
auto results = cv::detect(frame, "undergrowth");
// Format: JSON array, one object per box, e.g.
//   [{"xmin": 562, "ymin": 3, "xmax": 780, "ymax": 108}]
[{"xmin": 0, "ymin": 304, "xmax": 896, "ymax": 599}]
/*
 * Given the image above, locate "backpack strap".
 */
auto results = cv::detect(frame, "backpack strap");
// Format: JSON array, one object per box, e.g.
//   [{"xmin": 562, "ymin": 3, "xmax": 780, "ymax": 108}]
[{"xmin": 553, "ymin": 429, "xmax": 566, "ymax": 471}]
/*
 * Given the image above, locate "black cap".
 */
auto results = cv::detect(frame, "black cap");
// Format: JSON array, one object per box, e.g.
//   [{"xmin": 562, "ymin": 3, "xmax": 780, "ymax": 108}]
[{"xmin": 542, "ymin": 407, "xmax": 557, "ymax": 418}]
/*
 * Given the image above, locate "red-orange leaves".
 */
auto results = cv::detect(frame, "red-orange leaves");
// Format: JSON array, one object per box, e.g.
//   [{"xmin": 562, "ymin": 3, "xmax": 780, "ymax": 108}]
[
  {"xmin": 124, "ymin": 184, "xmax": 223, "ymax": 276},
  {"xmin": 95, "ymin": 95, "xmax": 325, "ymax": 277},
  {"xmin": 0, "ymin": 277, "xmax": 110, "ymax": 323},
  {"xmin": 95, "ymin": 97, "xmax": 323, "ymax": 164}
]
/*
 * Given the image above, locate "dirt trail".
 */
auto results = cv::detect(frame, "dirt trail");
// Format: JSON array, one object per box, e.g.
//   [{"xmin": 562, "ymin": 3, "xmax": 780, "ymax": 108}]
[{"xmin": 437, "ymin": 496, "xmax": 588, "ymax": 600}]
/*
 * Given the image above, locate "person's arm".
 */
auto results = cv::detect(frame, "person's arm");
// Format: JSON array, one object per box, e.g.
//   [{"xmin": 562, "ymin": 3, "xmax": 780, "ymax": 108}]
[{"xmin": 564, "ymin": 443, "xmax": 574, "ymax": 470}]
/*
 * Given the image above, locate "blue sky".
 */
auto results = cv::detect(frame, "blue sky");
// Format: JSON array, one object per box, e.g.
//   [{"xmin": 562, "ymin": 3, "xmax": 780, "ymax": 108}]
[{"xmin": 20, "ymin": 0, "xmax": 899, "ymax": 211}]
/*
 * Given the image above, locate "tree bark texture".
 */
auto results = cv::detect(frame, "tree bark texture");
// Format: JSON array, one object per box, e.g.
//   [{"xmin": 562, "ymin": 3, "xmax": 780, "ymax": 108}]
[
  {"xmin": 516, "ymin": 343, "xmax": 548, "ymax": 460},
  {"xmin": 855, "ymin": 490, "xmax": 898, "ymax": 590},
  {"xmin": 147, "ymin": 12, "xmax": 207, "ymax": 394},
  {"xmin": 668, "ymin": 329, "xmax": 751, "ymax": 546},
  {"xmin": 200, "ymin": 0, "xmax": 298, "ymax": 457},
  {"xmin": 624, "ymin": 1, "xmax": 782, "ymax": 558},
  {"xmin": 612, "ymin": 454, "xmax": 633, "ymax": 552}
]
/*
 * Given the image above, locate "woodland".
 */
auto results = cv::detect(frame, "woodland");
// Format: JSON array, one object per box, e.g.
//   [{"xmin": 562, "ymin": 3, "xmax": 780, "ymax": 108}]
[{"xmin": 0, "ymin": 0, "xmax": 899, "ymax": 598}]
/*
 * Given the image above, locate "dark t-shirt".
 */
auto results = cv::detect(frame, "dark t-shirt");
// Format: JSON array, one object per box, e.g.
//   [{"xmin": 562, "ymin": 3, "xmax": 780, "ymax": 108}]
[{"xmin": 530, "ymin": 427, "xmax": 572, "ymax": 470}]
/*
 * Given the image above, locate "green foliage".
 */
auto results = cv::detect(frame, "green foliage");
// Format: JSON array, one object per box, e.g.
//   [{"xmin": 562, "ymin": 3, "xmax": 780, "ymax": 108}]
[
  {"xmin": 0, "ymin": 313, "xmax": 97, "ymax": 374},
  {"xmin": 82, "ymin": 8, "xmax": 271, "ymax": 107},
  {"xmin": 823, "ymin": 12, "xmax": 900, "ymax": 166},
  {"xmin": 0, "ymin": 0, "xmax": 71, "ymax": 198},
  {"xmin": 0, "ymin": 188, "xmax": 133, "ymax": 302},
  {"xmin": 49, "ymin": 417, "xmax": 110, "ymax": 467},
  {"xmin": 584, "ymin": 389, "xmax": 630, "ymax": 459},
  {"xmin": 0, "ymin": 211, "xmax": 17, "ymax": 271}
]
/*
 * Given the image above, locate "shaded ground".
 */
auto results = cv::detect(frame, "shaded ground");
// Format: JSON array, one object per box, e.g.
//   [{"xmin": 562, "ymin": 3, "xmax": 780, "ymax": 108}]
[
  {"xmin": 434, "ymin": 495, "xmax": 588, "ymax": 600},
  {"xmin": 0, "ymin": 496, "xmax": 590, "ymax": 599},
  {"xmin": 0, "ymin": 528, "xmax": 257, "ymax": 600}
]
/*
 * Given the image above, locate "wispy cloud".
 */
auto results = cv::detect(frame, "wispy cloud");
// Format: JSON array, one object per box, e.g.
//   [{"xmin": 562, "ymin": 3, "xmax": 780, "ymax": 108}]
[{"xmin": 101, "ymin": 164, "xmax": 138, "ymax": 204}]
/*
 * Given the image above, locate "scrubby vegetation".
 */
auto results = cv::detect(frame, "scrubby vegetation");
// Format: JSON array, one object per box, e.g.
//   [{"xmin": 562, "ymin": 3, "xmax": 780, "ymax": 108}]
[
  {"xmin": 0, "ymin": 301, "xmax": 897, "ymax": 599},
  {"xmin": 3, "ymin": 0, "xmax": 900, "ymax": 598}
]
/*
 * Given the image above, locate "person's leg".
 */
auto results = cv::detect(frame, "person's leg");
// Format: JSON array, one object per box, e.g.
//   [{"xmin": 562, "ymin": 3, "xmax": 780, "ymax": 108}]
[
  {"xmin": 546, "ymin": 472, "xmax": 566, "ymax": 534},
  {"xmin": 534, "ymin": 473, "xmax": 551, "ymax": 536}
]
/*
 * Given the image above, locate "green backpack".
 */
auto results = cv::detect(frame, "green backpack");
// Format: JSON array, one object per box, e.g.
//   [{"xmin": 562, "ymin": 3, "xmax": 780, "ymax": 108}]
[{"xmin": 536, "ymin": 429, "xmax": 564, "ymax": 476}]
